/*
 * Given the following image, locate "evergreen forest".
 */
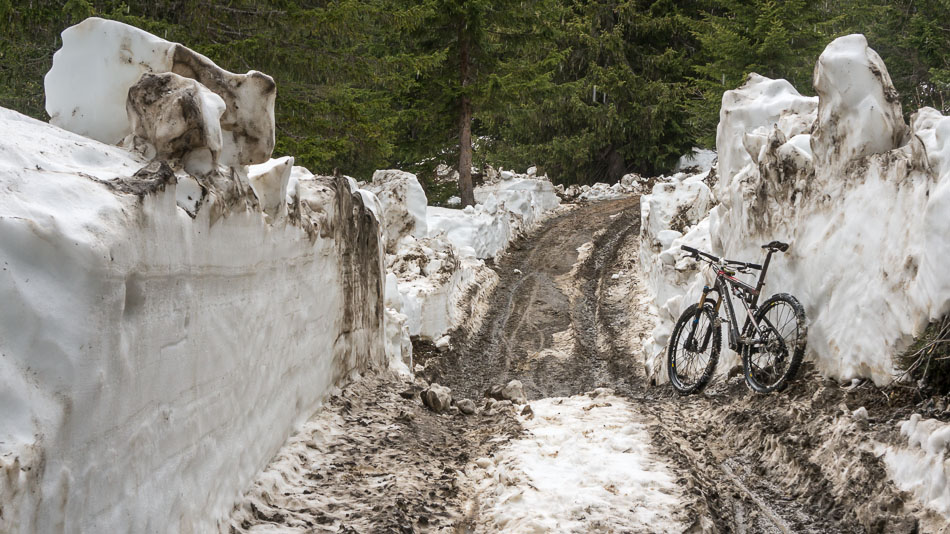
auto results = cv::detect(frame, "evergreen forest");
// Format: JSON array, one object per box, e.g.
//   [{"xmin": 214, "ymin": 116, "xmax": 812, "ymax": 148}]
[{"xmin": 1, "ymin": 0, "xmax": 949, "ymax": 195}]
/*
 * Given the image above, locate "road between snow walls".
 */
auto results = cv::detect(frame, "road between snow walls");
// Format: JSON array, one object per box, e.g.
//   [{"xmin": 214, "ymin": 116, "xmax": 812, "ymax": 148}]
[{"xmin": 5, "ymin": 17, "xmax": 950, "ymax": 534}]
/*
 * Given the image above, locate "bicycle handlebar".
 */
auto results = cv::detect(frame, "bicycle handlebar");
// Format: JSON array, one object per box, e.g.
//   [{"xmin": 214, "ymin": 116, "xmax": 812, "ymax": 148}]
[
  {"xmin": 680, "ymin": 245, "xmax": 720, "ymax": 263},
  {"xmin": 680, "ymin": 246, "xmax": 762, "ymax": 270}
]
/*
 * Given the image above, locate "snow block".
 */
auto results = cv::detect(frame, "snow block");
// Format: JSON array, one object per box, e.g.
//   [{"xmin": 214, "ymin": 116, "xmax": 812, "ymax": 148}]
[
  {"xmin": 366, "ymin": 169, "xmax": 428, "ymax": 252},
  {"xmin": 45, "ymin": 17, "xmax": 276, "ymax": 166},
  {"xmin": 126, "ymin": 72, "xmax": 226, "ymax": 172},
  {"xmin": 812, "ymin": 34, "xmax": 908, "ymax": 172},
  {"xmin": 716, "ymin": 73, "xmax": 817, "ymax": 188},
  {"xmin": 0, "ymin": 108, "xmax": 384, "ymax": 533},
  {"xmin": 248, "ymin": 156, "xmax": 294, "ymax": 220}
]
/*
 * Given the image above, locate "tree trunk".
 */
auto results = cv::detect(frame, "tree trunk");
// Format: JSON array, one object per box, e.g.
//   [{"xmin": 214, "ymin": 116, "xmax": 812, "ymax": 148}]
[{"xmin": 457, "ymin": 24, "xmax": 475, "ymax": 207}]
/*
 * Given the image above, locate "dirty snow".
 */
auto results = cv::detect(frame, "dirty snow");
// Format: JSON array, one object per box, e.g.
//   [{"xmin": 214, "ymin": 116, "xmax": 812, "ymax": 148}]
[
  {"xmin": 374, "ymin": 168, "xmax": 563, "ymax": 341},
  {"xmin": 640, "ymin": 34, "xmax": 950, "ymax": 386},
  {"xmin": 471, "ymin": 391, "xmax": 684, "ymax": 533},
  {"xmin": 46, "ymin": 17, "xmax": 276, "ymax": 166},
  {"xmin": 0, "ymin": 18, "xmax": 387, "ymax": 533},
  {"xmin": 884, "ymin": 415, "xmax": 950, "ymax": 520}
]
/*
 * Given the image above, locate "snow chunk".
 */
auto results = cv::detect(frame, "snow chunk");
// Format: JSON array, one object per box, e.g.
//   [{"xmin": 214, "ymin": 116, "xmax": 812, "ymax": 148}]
[
  {"xmin": 812, "ymin": 34, "xmax": 908, "ymax": 172},
  {"xmin": 884, "ymin": 415, "xmax": 950, "ymax": 519},
  {"xmin": 366, "ymin": 169, "xmax": 428, "ymax": 252},
  {"xmin": 248, "ymin": 156, "xmax": 293, "ymax": 220},
  {"xmin": 126, "ymin": 72, "xmax": 227, "ymax": 172},
  {"xmin": 45, "ymin": 17, "xmax": 276, "ymax": 166},
  {"xmin": 716, "ymin": 73, "xmax": 817, "ymax": 185}
]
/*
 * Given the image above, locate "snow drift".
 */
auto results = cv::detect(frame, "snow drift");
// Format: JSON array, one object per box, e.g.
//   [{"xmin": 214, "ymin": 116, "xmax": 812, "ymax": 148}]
[
  {"xmin": 1, "ymin": 19, "xmax": 385, "ymax": 534},
  {"xmin": 640, "ymin": 33, "xmax": 950, "ymax": 386}
]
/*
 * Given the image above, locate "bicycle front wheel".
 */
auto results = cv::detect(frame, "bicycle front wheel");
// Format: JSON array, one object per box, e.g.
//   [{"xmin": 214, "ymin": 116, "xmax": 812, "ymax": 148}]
[
  {"xmin": 667, "ymin": 303, "xmax": 721, "ymax": 395},
  {"xmin": 743, "ymin": 293, "xmax": 807, "ymax": 393}
]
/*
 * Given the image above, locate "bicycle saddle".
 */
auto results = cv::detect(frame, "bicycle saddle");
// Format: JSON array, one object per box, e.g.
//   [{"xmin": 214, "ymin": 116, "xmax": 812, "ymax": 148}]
[{"xmin": 762, "ymin": 241, "xmax": 789, "ymax": 252}]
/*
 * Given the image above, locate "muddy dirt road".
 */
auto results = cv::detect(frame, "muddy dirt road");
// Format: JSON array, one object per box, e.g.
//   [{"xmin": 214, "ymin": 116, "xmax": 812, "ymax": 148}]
[{"xmin": 229, "ymin": 197, "xmax": 928, "ymax": 533}]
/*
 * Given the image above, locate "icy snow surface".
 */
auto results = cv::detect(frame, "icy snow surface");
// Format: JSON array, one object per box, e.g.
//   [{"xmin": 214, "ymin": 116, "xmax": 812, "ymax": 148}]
[
  {"xmin": 471, "ymin": 391, "xmax": 684, "ymax": 532},
  {"xmin": 639, "ymin": 34, "xmax": 950, "ymax": 386}
]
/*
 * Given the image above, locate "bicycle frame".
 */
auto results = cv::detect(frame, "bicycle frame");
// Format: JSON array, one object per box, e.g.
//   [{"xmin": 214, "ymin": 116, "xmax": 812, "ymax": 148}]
[{"xmin": 688, "ymin": 248, "xmax": 780, "ymax": 352}]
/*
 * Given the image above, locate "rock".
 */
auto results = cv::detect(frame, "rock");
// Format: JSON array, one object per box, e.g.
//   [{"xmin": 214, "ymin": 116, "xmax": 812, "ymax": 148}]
[
  {"xmin": 485, "ymin": 380, "xmax": 527, "ymax": 404},
  {"xmin": 485, "ymin": 385, "xmax": 505, "ymax": 401},
  {"xmin": 447, "ymin": 405, "xmax": 460, "ymax": 416},
  {"xmin": 125, "ymin": 72, "xmax": 225, "ymax": 171},
  {"xmin": 435, "ymin": 335, "xmax": 451, "ymax": 351},
  {"xmin": 852, "ymin": 406, "xmax": 869, "ymax": 421},
  {"xmin": 421, "ymin": 383, "xmax": 453, "ymax": 413},
  {"xmin": 457, "ymin": 398, "xmax": 477, "ymax": 415},
  {"xmin": 502, "ymin": 380, "xmax": 527, "ymax": 404},
  {"xmin": 520, "ymin": 405, "xmax": 533, "ymax": 419}
]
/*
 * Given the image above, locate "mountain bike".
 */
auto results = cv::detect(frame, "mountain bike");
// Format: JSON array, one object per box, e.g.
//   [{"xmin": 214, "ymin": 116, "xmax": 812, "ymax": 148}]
[{"xmin": 667, "ymin": 241, "xmax": 807, "ymax": 395}]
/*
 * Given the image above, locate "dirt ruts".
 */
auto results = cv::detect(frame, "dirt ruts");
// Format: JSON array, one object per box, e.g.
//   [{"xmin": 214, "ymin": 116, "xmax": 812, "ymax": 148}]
[{"xmin": 230, "ymin": 197, "xmax": 927, "ymax": 533}]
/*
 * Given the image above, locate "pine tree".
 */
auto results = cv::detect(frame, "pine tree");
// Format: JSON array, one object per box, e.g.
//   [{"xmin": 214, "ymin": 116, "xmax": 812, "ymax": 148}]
[
  {"xmin": 688, "ymin": 0, "xmax": 825, "ymax": 146},
  {"xmin": 482, "ymin": 0, "xmax": 707, "ymax": 183}
]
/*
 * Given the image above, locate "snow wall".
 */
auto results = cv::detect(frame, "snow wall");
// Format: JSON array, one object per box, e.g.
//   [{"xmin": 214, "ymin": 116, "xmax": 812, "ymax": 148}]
[
  {"xmin": 640, "ymin": 34, "xmax": 950, "ymax": 387},
  {"xmin": 1, "ymin": 18, "xmax": 386, "ymax": 533}
]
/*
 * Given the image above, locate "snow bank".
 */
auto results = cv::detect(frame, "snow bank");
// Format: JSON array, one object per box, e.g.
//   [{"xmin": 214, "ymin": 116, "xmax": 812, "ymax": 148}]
[
  {"xmin": 0, "ymin": 109, "xmax": 385, "ymax": 533},
  {"xmin": 561, "ymin": 176, "xmax": 646, "ymax": 202},
  {"xmin": 427, "ymin": 173, "xmax": 561, "ymax": 260},
  {"xmin": 884, "ymin": 415, "xmax": 950, "ymax": 519},
  {"xmin": 375, "ymin": 169, "xmax": 561, "ymax": 340},
  {"xmin": 1, "ymin": 18, "xmax": 386, "ymax": 533},
  {"xmin": 640, "ymin": 34, "xmax": 950, "ymax": 385},
  {"xmin": 470, "ymin": 391, "xmax": 684, "ymax": 532}
]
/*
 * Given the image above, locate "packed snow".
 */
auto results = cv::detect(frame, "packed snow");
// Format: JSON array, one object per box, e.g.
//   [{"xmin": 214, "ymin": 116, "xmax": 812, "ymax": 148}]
[
  {"xmin": 470, "ymin": 390, "xmax": 685, "ymax": 532},
  {"xmin": 640, "ymin": 34, "xmax": 950, "ymax": 386}
]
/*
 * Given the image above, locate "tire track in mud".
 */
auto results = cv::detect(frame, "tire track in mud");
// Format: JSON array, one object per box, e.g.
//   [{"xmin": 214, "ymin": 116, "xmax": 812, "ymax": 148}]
[
  {"xmin": 430, "ymin": 196, "xmax": 913, "ymax": 533},
  {"xmin": 428, "ymin": 197, "xmax": 644, "ymax": 400}
]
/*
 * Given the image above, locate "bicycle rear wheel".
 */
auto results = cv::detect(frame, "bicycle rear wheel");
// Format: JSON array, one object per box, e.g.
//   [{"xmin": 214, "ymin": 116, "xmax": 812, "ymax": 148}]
[
  {"xmin": 667, "ymin": 303, "xmax": 721, "ymax": 395},
  {"xmin": 743, "ymin": 293, "xmax": 807, "ymax": 393}
]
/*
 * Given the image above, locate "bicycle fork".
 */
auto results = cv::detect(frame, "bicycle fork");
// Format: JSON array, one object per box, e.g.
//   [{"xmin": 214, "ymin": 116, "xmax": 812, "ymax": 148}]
[{"xmin": 684, "ymin": 286, "xmax": 721, "ymax": 352}]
